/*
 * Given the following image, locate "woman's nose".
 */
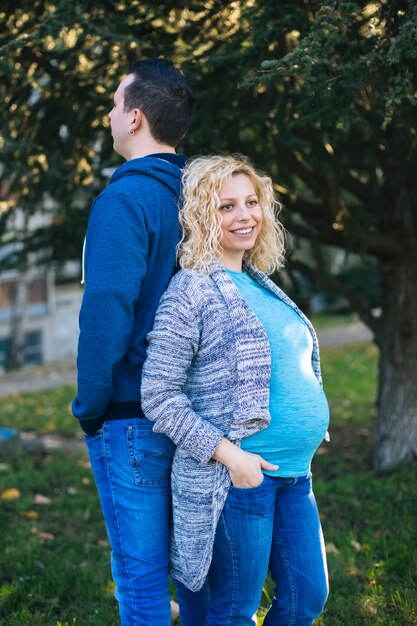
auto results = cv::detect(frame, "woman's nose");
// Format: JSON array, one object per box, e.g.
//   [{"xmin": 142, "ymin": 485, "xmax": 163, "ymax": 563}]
[{"xmin": 236, "ymin": 203, "xmax": 251, "ymax": 219}]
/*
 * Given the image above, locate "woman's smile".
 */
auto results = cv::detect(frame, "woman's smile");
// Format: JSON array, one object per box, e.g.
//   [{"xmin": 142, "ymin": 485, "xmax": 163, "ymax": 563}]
[{"xmin": 230, "ymin": 226, "xmax": 256, "ymax": 236}]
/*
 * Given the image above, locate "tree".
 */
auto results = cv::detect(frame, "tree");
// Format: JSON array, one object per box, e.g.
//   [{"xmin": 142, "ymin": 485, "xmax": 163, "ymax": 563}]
[
  {"xmin": 0, "ymin": 0, "xmax": 188, "ymax": 368},
  {"xmin": 0, "ymin": 0, "xmax": 186, "ymax": 268},
  {"xmin": 2, "ymin": 1, "xmax": 416, "ymax": 467},
  {"xmin": 178, "ymin": 0, "xmax": 417, "ymax": 469}
]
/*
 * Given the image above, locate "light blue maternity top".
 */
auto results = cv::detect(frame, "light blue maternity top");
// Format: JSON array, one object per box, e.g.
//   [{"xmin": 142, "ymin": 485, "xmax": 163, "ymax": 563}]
[{"xmin": 228, "ymin": 269, "xmax": 329, "ymax": 477}]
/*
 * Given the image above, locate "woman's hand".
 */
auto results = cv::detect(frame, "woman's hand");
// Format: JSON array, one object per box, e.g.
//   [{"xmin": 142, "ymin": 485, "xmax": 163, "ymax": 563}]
[
  {"xmin": 228, "ymin": 451, "xmax": 277, "ymax": 488},
  {"xmin": 212, "ymin": 437, "xmax": 278, "ymax": 488}
]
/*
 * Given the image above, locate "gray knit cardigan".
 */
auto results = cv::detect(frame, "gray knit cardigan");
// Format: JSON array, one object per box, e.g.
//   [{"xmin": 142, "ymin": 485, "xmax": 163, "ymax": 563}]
[{"xmin": 141, "ymin": 258, "xmax": 323, "ymax": 591}]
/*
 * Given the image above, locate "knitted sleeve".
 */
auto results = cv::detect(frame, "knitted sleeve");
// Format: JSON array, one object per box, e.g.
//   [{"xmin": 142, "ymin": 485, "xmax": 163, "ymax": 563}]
[{"xmin": 141, "ymin": 277, "xmax": 224, "ymax": 464}]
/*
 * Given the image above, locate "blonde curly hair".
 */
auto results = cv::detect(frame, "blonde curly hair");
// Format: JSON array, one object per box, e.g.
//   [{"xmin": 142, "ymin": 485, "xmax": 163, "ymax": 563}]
[{"xmin": 178, "ymin": 154, "xmax": 285, "ymax": 274}]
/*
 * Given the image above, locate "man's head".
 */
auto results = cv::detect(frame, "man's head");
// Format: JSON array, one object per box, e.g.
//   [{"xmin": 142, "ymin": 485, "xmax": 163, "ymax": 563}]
[{"xmin": 108, "ymin": 59, "xmax": 195, "ymax": 159}]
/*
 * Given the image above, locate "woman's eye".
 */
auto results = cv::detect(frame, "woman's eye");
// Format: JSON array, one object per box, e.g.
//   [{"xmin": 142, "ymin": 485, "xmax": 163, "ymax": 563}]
[
  {"xmin": 220, "ymin": 204, "xmax": 233, "ymax": 211},
  {"xmin": 248, "ymin": 199, "xmax": 259, "ymax": 206}
]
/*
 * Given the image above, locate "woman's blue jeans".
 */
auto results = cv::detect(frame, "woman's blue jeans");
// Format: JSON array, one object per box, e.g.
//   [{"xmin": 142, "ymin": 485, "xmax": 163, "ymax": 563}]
[
  {"xmin": 85, "ymin": 417, "xmax": 205, "ymax": 626},
  {"xmin": 176, "ymin": 473, "xmax": 328, "ymax": 626}
]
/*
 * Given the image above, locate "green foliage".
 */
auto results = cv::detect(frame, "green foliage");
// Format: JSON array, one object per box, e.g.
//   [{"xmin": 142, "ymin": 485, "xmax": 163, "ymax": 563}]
[
  {"xmin": 2, "ymin": 1, "xmax": 417, "ymax": 465},
  {"xmin": 2, "ymin": 1, "xmax": 416, "ymax": 272},
  {"xmin": 180, "ymin": 1, "xmax": 417, "ymax": 263},
  {"xmin": 0, "ymin": 0, "xmax": 183, "ymax": 267},
  {"xmin": 336, "ymin": 259, "xmax": 382, "ymax": 309},
  {"xmin": 252, "ymin": 2, "xmax": 417, "ymax": 128}
]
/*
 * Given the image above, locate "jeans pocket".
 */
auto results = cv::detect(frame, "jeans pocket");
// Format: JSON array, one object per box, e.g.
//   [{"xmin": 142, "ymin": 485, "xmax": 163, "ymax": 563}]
[
  {"xmin": 229, "ymin": 475, "xmax": 265, "ymax": 492},
  {"xmin": 126, "ymin": 423, "xmax": 175, "ymax": 486}
]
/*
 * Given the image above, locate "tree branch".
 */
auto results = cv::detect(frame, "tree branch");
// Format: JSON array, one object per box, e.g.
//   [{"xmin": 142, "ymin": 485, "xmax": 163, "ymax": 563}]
[
  {"xmin": 290, "ymin": 258, "xmax": 382, "ymax": 337},
  {"xmin": 283, "ymin": 214, "xmax": 401, "ymax": 259}
]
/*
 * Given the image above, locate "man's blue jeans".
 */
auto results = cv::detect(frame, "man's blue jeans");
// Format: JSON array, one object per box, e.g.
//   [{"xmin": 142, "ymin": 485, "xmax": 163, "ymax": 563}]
[
  {"xmin": 85, "ymin": 417, "xmax": 204, "ymax": 626},
  {"xmin": 176, "ymin": 473, "xmax": 328, "ymax": 626}
]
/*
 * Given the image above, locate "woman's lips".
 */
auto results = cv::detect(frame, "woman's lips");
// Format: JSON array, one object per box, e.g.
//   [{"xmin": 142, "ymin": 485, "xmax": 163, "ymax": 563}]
[{"xmin": 230, "ymin": 226, "xmax": 256, "ymax": 236}]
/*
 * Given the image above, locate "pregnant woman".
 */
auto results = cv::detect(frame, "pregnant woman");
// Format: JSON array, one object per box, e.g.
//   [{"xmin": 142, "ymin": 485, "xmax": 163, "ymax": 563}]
[{"xmin": 141, "ymin": 154, "xmax": 329, "ymax": 625}]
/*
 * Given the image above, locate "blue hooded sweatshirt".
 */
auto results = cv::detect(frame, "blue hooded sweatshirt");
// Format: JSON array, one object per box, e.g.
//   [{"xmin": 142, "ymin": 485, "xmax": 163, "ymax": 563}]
[{"xmin": 72, "ymin": 153, "xmax": 186, "ymax": 434}]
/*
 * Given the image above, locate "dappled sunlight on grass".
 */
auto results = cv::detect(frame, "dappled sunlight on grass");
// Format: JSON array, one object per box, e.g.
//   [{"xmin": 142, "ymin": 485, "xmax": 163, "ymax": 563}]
[
  {"xmin": 0, "ymin": 386, "xmax": 77, "ymax": 436},
  {"xmin": 321, "ymin": 343, "xmax": 378, "ymax": 424},
  {"xmin": 258, "ymin": 345, "xmax": 417, "ymax": 625},
  {"xmin": 309, "ymin": 313, "xmax": 358, "ymax": 330},
  {"xmin": 0, "ymin": 345, "xmax": 416, "ymax": 625},
  {"xmin": 0, "ymin": 450, "xmax": 119, "ymax": 625}
]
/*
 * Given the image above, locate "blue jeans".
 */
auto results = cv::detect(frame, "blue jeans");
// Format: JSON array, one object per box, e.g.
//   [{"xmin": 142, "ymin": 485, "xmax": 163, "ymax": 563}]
[
  {"xmin": 85, "ymin": 417, "xmax": 204, "ymax": 626},
  {"xmin": 177, "ymin": 473, "xmax": 328, "ymax": 626}
]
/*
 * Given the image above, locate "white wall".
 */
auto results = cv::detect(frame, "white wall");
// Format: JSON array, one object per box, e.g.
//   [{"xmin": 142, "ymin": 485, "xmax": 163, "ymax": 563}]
[
  {"xmin": 0, "ymin": 274, "xmax": 84, "ymax": 368},
  {"xmin": 45, "ymin": 282, "xmax": 83, "ymax": 362}
]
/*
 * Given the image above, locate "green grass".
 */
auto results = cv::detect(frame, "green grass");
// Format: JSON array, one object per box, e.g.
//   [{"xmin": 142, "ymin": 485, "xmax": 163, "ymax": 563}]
[
  {"xmin": 0, "ymin": 386, "xmax": 78, "ymax": 436},
  {"xmin": 0, "ymin": 344, "xmax": 416, "ymax": 625},
  {"xmin": 308, "ymin": 312, "xmax": 358, "ymax": 330},
  {"xmin": 0, "ymin": 451, "xmax": 118, "ymax": 626}
]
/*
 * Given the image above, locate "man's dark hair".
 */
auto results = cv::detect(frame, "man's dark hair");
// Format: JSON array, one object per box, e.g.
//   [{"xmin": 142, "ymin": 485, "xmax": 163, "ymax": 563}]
[{"xmin": 124, "ymin": 59, "xmax": 195, "ymax": 147}]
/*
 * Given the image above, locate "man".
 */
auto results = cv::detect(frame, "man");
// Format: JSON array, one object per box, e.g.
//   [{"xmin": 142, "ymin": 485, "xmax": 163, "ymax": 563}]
[{"xmin": 72, "ymin": 59, "xmax": 200, "ymax": 625}]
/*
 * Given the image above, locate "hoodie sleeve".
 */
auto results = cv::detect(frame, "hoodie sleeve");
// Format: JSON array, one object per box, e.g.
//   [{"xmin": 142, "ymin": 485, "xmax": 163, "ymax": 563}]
[
  {"xmin": 141, "ymin": 280, "xmax": 224, "ymax": 464},
  {"xmin": 72, "ymin": 190, "xmax": 148, "ymax": 431}
]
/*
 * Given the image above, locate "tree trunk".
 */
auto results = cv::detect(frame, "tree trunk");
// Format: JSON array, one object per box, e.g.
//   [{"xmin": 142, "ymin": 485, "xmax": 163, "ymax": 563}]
[
  {"xmin": 5, "ymin": 272, "xmax": 29, "ymax": 371},
  {"xmin": 374, "ymin": 252, "xmax": 417, "ymax": 469}
]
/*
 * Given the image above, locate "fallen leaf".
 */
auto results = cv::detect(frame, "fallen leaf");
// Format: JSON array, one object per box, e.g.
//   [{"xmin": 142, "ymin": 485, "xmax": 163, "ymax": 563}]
[
  {"xmin": 0, "ymin": 463, "xmax": 10, "ymax": 472},
  {"xmin": 326, "ymin": 542, "xmax": 340, "ymax": 555},
  {"xmin": 67, "ymin": 487, "xmax": 77, "ymax": 495},
  {"xmin": 1, "ymin": 488, "xmax": 21, "ymax": 500},
  {"xmin": 170, "ymin": 600, "xmax": 180, "ymax": 619},
  {"xmin": 363, "ymin": 598, "xmax": 378, "ymax": 614},
  {"xmin": 31, "ymin": 527, "xmax": 55, "ymax": 540},
  {"xmin": 20, "ymin": 511, "xmax": 39, "ymax": 519},
  {"xmin": 351, "ymin": 539, "xmax": 362, "ymax": 551},
  {"xmin": 34, "ymin": 494, "xmax": 51, "ymax": 505},
  {"xmin": 81, "ymin": 477, "xmax": 91, "ymax": 485},
  {"xmin": 346, "ymin": 564, "xmax": 360, "ymax": 577},
  {"xmin": 38, "ymin": 532, "xmax": 55, "ymax": 541}
]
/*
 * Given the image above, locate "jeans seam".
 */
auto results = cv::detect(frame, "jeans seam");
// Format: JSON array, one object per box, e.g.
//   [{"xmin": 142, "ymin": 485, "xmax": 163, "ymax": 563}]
[
  {"xmin": 218, "ymin": 513, "xmax": 241, "ymax": 626},
  {"xmin": 272, "ymin": 534, "xmax": 298, "ymax": 625},
  {"xmin": 103, "ymin": 427, "xmax": 139, "ymax": 625},
  {"xmin": 274, "ymin": 477, "xmax": 298, "ymax": 625}
]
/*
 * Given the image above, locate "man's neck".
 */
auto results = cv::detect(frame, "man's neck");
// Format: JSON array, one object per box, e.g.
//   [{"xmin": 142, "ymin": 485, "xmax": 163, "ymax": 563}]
[{"xmin": 125, "ymin": 139, "xmax": 176, "ymax": 161}]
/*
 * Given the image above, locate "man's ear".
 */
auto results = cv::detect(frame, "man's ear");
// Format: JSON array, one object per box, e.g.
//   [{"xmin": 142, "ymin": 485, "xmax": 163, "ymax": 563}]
[{"xmin": 130, "ymin": 108, "xmax": 142, "ymax": 133}]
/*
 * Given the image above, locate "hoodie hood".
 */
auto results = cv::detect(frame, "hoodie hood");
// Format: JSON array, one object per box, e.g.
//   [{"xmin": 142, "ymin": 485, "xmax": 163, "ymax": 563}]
[
  {"xmin": 80, "ymin": 153, "xmax": 186, "ymax": 286},
  {"xmin": 109, "ymin": 154, "xmax": 187, "ymax": 196}
]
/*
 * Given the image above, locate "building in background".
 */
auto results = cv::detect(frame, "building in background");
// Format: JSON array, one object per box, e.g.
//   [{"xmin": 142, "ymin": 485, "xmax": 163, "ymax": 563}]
[{"xmin": 0, "ymin": 262, "xmax": 82, "ymax": 372}]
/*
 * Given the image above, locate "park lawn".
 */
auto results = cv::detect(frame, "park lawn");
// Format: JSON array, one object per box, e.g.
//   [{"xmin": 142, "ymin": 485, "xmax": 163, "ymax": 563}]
[
  {"xmin": 0, "ymin": 386, "xmax": 78, "ymax": 436},
  {"xmin": 308, "ymin": 312, "xmax": 358, "ymax": 330},
  {"xmin": 0, "ymin": 344, "xmax": 416, "ymax": 625}
]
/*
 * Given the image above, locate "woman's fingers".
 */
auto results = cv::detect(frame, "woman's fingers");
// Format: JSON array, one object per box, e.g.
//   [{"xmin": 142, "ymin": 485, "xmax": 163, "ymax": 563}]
[{"xmin": 259, "ymin": 456, "xmax": 279, "ymax": 471}]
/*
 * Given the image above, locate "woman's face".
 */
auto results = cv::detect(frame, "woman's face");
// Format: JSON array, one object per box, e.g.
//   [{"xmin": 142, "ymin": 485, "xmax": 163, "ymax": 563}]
[{"xmin": 217, "ymin": 173, "xmax": 263, "ymax": 270}]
